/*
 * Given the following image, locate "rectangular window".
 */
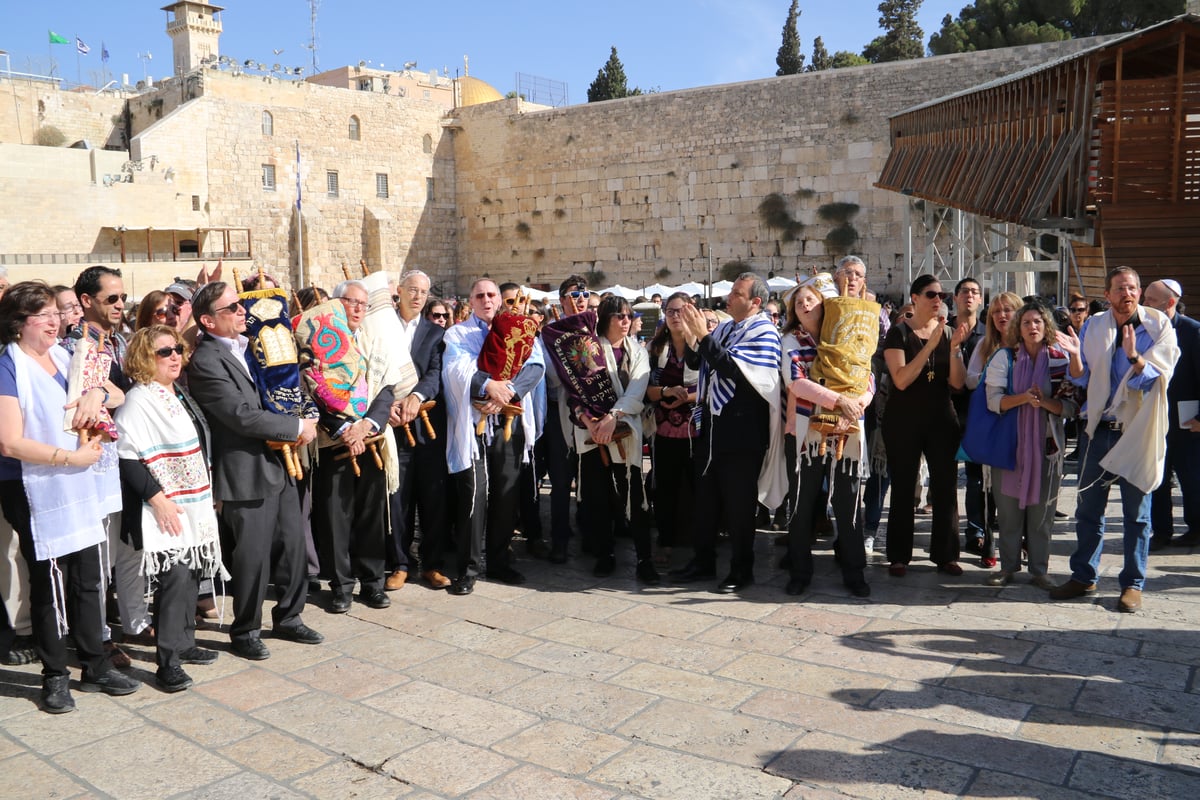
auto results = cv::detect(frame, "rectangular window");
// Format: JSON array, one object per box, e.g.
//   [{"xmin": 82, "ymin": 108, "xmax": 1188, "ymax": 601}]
[
  {"xmin": 326, "ymin": 170, "xmax": 339, "ymax": 197},
  {"xmin": 191, "ymin": 195, "xmax": 201, "ymax": 211},
  {"xmin": 426, "ymin": 177, "xmax": 434, "ymax": 201},
  {"xmin": 262, "ymin": 164, "xmax": 276, "ymax": 191},
  {"xmin": 358, "ymin": 78, "xmax": 372, "ymax": 91},
  {"xmin": 376, "ymin": 173, "xmax": 389, "ymax": 198}
]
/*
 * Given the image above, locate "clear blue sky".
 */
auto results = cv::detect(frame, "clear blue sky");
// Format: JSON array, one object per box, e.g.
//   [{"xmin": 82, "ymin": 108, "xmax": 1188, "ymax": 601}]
[{"xmin": 3, "ymin": 1, "xmax": 964, "ymax": 101}]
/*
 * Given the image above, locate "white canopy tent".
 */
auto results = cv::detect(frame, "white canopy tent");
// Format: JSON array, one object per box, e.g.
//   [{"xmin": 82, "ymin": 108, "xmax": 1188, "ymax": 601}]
[
  {"xmin": 767, "ymin": 276, "xmax": 797, "ymax": 292},
  {"xmin": 709, "ymin": 280, "xmax": 733, "ymax": 298},
  {"xmin": 596, "ymin": 284, "xmax": 642, "ymax": 300}
]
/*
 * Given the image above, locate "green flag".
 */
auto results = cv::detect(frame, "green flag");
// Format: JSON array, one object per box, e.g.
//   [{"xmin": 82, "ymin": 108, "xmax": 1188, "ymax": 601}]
[{"xmin": 48, "ymin": 30, "xmax": 69, "ymax": 45}]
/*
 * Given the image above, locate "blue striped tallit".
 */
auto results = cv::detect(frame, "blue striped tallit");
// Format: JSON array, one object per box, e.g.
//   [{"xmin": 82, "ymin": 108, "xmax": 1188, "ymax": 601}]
[{"xmin": 695, "ymin": 313, "xmax": 783, "ymax": 426}]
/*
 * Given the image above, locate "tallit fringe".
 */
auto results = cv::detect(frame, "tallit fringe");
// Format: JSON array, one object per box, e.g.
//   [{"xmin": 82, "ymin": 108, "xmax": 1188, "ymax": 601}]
[
  {"xmin": 139, "ymin": 539, "xmax": 223, "ymax": 580},
  {"xmin": 50, "ymin": 557, "xmax": 68, "ymax": 638}
]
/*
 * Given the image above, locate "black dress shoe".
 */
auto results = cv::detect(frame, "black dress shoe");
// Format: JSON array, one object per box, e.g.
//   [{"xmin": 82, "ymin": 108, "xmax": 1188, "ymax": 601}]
[
  {"xmin": 635, "ymin": 560, "xmax": 661, "ymax": 585},
  {"xmin": 593, "ymin": 554, "xmax": 616, "ymax": 578},
  {"xmin": 231, "ymin": 637, "xmax": 271, "ymax": 661},
  {"xmin": 178, "ymin": 646, "xmax": 218, "ymax": 665},
  {"xmin": 359, "ymin": 588, "xmax": 391, "ymax": 609},
  {"xmin": 274, "ymin": 623, "xmax": 324, "ymax": 645},
  {"xmin": 669, "ymin": 561, "xmax": 716, "ymax": 583},
  {"xmin": 486, "ymin": 566, "xmax": 527, "ymax": 585},
  {"xmin": 79, "ymin": 668, "xmax": 140, "ymax": 696},
  {"xmin": 1173, "ymin": 531, "xmax": 1200, "ymax": 547},
  {"xmin": 155, "ymin": 665, "xmax": 194, "ymax": 693},
  {"xmin": 41, "ymin": 675, "xmax": 75, "ymax": 714},
  {"xmin": 548, "ymin": 544, "xmax": 569, "ymax": 564},
  {"xmin": 844, "ymin": 577, "xmax": 871, "ymax": 598},
  {"xmin": 716, "ymin": 572, "xmax": 753, "ymax": 594},
  {"xmin": 448, "ymin": 575, "xmax": 475, "ymax": 596},
  {"xmin": 328, "ymin": 592, "xmax": 351, "ymax": 614},
  {"xmin": 785, "ymin": 576, "xmax": 810, "ymax": 596}
]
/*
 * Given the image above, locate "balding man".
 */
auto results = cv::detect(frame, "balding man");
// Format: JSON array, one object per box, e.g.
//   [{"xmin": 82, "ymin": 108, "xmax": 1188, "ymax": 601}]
[{"xmin": 1143, "ymin": 279, "xmax": 1200, "ymax": 549}]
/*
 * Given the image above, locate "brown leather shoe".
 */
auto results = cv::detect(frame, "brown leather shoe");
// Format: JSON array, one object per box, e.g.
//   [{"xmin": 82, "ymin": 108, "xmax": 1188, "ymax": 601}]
[
  {"xmin": 1117, "ymin": 587, "xmax": 1142, "ymax": 613},
  {"xmin": 1049, "ymin": 578, "xmax": 1097, "ymax": 600},
  {"xmin": 422, "ymin": 570, "xmax": 452, "ymax": 589},
  {"xmin": 104, "ymin": 640, "xmax": 131, "ymax": 669},
  {"xmin": 384, "ymin": 571, "xmax": 407, "ymax": 591}
]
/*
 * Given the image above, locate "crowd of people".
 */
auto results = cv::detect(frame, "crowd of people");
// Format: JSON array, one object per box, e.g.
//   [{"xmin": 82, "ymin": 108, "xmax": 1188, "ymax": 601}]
[{"xmin": 0, "ymin": 258, "xmax": 1191, "ymax": 715}]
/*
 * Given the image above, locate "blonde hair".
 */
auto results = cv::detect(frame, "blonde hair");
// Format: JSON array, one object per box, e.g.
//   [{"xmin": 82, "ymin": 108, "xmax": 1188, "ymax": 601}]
[
  {"xmin": 977, "ymin": 291, "xmax": 1023, "ymax": 366},
  {"xmin": 125, "ymin": 325, "xmax": 187, "ymax": 384}
]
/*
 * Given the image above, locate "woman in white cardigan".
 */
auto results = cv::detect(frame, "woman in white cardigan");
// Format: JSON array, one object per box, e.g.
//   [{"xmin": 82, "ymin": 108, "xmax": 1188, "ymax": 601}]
[{"xmin": 576, "ymin": 295, "xmax": 657, "ymax": 584}]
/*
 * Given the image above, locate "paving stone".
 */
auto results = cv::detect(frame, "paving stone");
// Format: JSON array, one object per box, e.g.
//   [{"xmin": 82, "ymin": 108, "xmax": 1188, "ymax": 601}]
[
  {"xmin": 0, "ymin": 752, "xmax": 88, "ymax": 799},
  {"xmin": 172, "ymin": 771, "xmax": 309, "ymax": 800},
  {"xmin": 1016, "ymin": 627, "xmax": 1142, "ymax": 658},
  {"xmin": 192, "ymin": 666, "xmax": 309, "ymax": 712},
  {"xmin": 335, "ymin": 630, "xmax": 456, "ymax": 671},
  {"xmin": 964, "ymin": 769, "xmax": 1100, "ymax": 800},
  {"xmin": 456, "ymin": 595, "xmax": 560, "ymax": 633},
  {"xmin": 138, "ymin": 693, "xmax": 264, "ymax": 748},
  {"xmin": 940, "ymin": 660, "xmax": 1086, "ymax": 709},
  {"xmin": 217, "ymin": 729, "xmax": 334, "ymax": 779},
  {"xmin": 608, "ymin": 631, "xmax": 741, "ymax": 673},
  {"xmin": 494, "ymin": 672, "xmax": 654, "ymax": 730},
  {"xmin": 526, "ymin": 617, "xmax": 645, "ymax": 652},
  {"xmin": 616, "ymin": 698, "xmax": 802, "ymax": 766},
  {"xmin": 715, "ymin": 652, "xmax": 890, "ymax": 705},
  {"xmin": 289, "ymin": 759, "xmax": 414, "ymax": 799},
  {"xmin": 855, "ymin": 619, "xmax": 1037, "ymax": 664},
  {"xmin": 513, "ymin": 641, "xmax": 638, "ymax": 680},
  {"xmin": 1026, "ymin": 642, "xmax": 1191, "ymax": 691},
  {"xmin": 1017, "ymin": 705, "xmax": 1166, "ymax": 764},
  {"xmin": 589, "ymin": 743, "xmax": 793, "ymax": 800},
  {"xmin": 492, "ymin": 719, "xmax": 629, "ymax": 775},
  {"xmin": 1068, "ymin": 751, "xmax": 1200, "ymax": 798},
  {"xmin": 289, "ymin": 656, "xmax": 411, "ymax": 700},
  {"xmin": 1074, "ymin": 680, "xmax": 1200, "ymax": 733},
  {"xmin": 3, "ymin": 700, "xmax": 143, "ymax": 755},
  {"xmin": 766, "ymin": 731, "xmax": 975, "ymax": 798},
  {"xmin": 427, "ymin": 618, "xmax": 541, "ymax": 658},
  {"xmin": 867, "ymin": 680, "xmax": 1029, "ymax": 734},
  {"xmin": 605, "ymin": 603, "xmax": 722, "ymax": 638},
  {"xmin": 470, "ymin": 764, "xmax": 617, "ymax": 800},
  {"xmin": 402, "ymin": 649, "xmax": 541, "ymax": 697},
  {"xmin": 513, "ymin": 588, "xmax": 638, "ymax": 622},
  {"xmin": 785, "ymin": 631, "xmax": 958, "ymax": 681},
  {"xmin": 371, "ymin": 679, "xmax": 539, "ymax": 746},
  {"xmin": 380, "ymin": 736, "xmax": 517, "ymax": 796},
  {"xmin": 52, "ymin": 727, "xmax": 239, "ymax": 800},
  {"xmin": 609, "ymin": 662, "xmax": 758, "ymax": 709},
  {"xmin": 692, "ymin": 617, "xmax": 814, "ymax": 655},
  {"xmin": 760, "ymin": 604, "xmax": 874, "ymax": 636}
]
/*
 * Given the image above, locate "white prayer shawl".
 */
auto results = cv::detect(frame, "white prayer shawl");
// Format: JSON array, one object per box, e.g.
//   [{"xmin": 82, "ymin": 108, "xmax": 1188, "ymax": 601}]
[
  {"xmin": 1081, "ymin": 305, "xmax": 1178, "ymax": 493},
  {"xmin": 698, "ymin": 312, "xmax": 787, "ymax": 509},
  {"xmin": 443, "ymin": 315, "xmax": 544, "ymax": 474},
  {"xmin": 573, "ymin": 335, "xmax": 649, "ymax": 464},
  {"xmin": 358, "ymin": 274, "xmax": 419, "ymax": 493},
  {"xmin": 115, "ymin": 383, "xmax": 222, "ymax": 578},
  {"xmin": 8, "ymin": 344, "xmax": 107, "ymax": 561}
]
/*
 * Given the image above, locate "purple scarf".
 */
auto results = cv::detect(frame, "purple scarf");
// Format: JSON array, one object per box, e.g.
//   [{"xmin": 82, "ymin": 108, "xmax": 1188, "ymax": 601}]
[{"xmin": 1002, "ymin": 345, "xmax": 1049, "ymax": 508}]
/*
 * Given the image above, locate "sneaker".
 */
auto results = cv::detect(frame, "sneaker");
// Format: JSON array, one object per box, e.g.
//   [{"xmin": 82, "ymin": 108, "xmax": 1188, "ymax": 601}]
[
  {"xmin": 79, "ymin": 668, "xmax": 140, "ymax": 696},
  {"xmin": 40, "ymin": 675, "xmax": 75, "ymax": 714},
  {"xmin": 178, "ymin": 647, "xmax": 218, "ymax": 665},
  {"xmin": 3, "ymin": 634, "xmax": 36, "ymax": 666},
  {"xmin": 155, "ymin": 665, "xmax": 194, "ymax": 693}
]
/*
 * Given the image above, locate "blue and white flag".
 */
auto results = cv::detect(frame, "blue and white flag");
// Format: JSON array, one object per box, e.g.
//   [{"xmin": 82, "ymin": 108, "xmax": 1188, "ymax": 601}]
[
  {"xmin": 75, "ymin": 36, "xmax": 90, "ymax": 55},
  {"xmin": 101, "ymin": 42, "xmax": 110, "ymax": 62}
]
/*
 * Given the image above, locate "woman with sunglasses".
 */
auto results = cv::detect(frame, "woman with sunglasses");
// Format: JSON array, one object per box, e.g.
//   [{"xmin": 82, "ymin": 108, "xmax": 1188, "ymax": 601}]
[
  {"xmin": 962, "ymin": 291, "xmax": 1023, "ymax": 565},
  {"xmin": 645, "ymin": 292, "xmax": 697, "ymax": 567},
  {"xmin": 134, "ymin": 289, "xmax": 180, "ymax": 332},
  {"xmin": 423, "ymin": 298, "xmax": 451, "ymax": 328},
  {"xmin": 882, "ymin": 274, "xmax": 970, "ymax": 577},
  {"xmin": 115, "ymin": 325, "xmax": 221, "ymax": 692},
  {"xmin": 576, "ymin": 295, "xmax": 659, "ymax": 583},
  {"xmin": 0, "ymin": 281, "xmax": 137, "ymax": 713}
]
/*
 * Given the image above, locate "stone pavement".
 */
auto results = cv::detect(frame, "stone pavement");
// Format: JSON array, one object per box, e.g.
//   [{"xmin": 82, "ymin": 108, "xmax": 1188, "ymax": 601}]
[{"xmin": 2, "ymin": 472, "xmax": 1200, "ymax": 800}]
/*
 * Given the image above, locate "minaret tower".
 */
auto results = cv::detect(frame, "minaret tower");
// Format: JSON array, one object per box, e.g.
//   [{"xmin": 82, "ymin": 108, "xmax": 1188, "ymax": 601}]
[{"xmin": 162, "ymin": 0, "xmax": 224, "ymax": 75}]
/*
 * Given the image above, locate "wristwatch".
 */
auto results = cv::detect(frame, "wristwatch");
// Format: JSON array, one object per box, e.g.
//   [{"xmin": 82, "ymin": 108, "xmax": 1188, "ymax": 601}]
[{"xmin": 1127, "ymin": 352, "xmax": 1139, "ymax": 364}]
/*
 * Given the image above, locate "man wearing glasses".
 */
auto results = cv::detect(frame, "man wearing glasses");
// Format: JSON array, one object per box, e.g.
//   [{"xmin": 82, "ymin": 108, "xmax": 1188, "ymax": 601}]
[
  {"xmin": 545, "ymin": 275, "xmax": 590, "ymax": 563},
  {"xmin": 384, "ymin": 270, "xmax": 452, "ymax": 591},
  {"xmin": 442, "ymin": 278, "xmax": 545, "ymax": 595},
  {"xmin": 187, "ymin": 282, "xmax": 322, "ymax": 659}
]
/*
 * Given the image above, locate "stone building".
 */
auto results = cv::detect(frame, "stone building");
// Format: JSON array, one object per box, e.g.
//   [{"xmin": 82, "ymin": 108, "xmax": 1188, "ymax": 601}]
[{"xmin": 0, "ymin": 1, "xmax": 1120, "ymax": 297}]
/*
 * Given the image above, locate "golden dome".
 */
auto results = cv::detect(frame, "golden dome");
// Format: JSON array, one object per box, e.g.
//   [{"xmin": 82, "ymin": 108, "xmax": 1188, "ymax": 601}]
[{"xmin": 457, "ymin": 75, "xmax": 504, "ymax": 107}]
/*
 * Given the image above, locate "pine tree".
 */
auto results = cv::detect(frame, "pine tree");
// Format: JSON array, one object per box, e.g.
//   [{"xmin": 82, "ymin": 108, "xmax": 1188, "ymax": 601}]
[
  {"xmin": 807, "ymin": 36, "xmax": 833, "ymax": 71},
  {"xmin": 863, "ymin": 0, "xmax": 925, "ymax": 63},
  {"xmin": 776, "ymin": 0, "xmax": 805, "ymax": 76},
  {"xmin": 587, "ymin": 46, "xmax": 644, "ymax": 102}
]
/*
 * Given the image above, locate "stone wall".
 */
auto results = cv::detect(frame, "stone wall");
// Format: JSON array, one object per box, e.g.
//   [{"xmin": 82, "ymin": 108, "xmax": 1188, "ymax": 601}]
[
  {"xmin": 452, "ymin": 38, "xmax": 1106, "ymax": 296},
  {"xmin": 0, "ymin": 78, "xmax": 126, "ymax": 148}
]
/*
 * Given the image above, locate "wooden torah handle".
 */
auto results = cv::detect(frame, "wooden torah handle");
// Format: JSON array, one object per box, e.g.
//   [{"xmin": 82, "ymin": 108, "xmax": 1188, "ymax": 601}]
[
  {"xmin": 267, "ymin": 440, "xmax": 302, "ymax": 480},
  {"xmin": 333, "ymin": 433, "xmax": 387, "ymax": 476},
  {"xmin": 585, "ymin": 422, "xmax": 632, "ymax": 467},
  {"xmin": 419, "ymin": 400, "xmax": 437, "ymax": 439},
  {"xmin": 472, "ymin": 401, "xmax": 522, "ymax": 437}
]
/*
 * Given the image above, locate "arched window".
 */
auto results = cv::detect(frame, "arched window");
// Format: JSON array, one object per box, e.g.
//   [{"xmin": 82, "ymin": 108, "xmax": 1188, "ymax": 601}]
[
  {"xmin": 348, "ymin": 115, "xmax": 361, "ymax": 141},
  {"xmin": 261, "ymin": 110, "xmax": 273, "ymax": 136},
  {"xmin": 422, "ymin": 133, "xmax": 433, "ymax": 154}
]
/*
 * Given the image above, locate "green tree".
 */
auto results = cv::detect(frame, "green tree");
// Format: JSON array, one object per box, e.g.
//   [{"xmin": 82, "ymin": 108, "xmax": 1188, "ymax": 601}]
[
  {"xmin": 807, "ymin": 36, "xmax": 833, "ymax": 71},
  {"xmin": 863, "ymin": 0, "xmax": 926, "ymax": 63},
  {"xmin": 587, "ymin": 46, "xmax": 643, "ymax": 102},
  {"xmin": 776, "ymin": 0, "xmax": 806, "ymax": 75},
  {"xmin": 831, "ymin": 50, "xmax": 870, "ymax": 68}
]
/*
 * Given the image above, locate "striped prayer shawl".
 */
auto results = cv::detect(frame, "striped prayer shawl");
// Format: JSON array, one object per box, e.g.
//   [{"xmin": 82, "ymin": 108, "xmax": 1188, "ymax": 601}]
[{"xmin": 696, "ymin": 313, "xmax": 783, "ymax": 425}]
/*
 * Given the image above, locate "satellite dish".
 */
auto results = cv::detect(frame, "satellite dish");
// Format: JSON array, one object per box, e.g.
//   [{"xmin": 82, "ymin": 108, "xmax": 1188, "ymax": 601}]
[
  {"xmin": 244, "ymin": 59, "xmax": 254, "ymax": 67},
  {"xmin": 272, "ymin": 63, "xmax": 281, "ymax": 72},
  {"xmin": 404, "ymin": 60, "xmax": 417, "ymax": 70},
  {"xmin": 292, "ymin": 67, "xmax": 303, "ymax": 76}
]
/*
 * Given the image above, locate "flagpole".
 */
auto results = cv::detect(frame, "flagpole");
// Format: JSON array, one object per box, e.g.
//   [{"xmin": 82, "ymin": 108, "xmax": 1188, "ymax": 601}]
[{"xmin": 295, "ymin": 139, "xmax": 305, "ymax": 289}]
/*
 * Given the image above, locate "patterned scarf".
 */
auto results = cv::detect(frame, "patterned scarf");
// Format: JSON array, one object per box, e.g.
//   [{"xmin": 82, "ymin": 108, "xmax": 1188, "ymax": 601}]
[{"xmin": 1002, "ymin": 346, "xmax": 1048, "ymax": 509}]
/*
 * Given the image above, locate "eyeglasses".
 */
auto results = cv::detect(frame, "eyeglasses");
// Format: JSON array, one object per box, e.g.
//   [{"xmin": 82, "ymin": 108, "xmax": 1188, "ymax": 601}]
[
  {"xmin": 840, "ymin": 270, "xmax": 866, "ymax": 280},
  {"xmin": 1069, "ymin": 306, "xmax": 1087, "ymax": 313},
  {"xmin": 705, "ymin": 318, "xmax": 719, "ymax": 330},
  {"xmin": 429, "ymin": 312, "xmax": 450, "ymax": 320},
  {"xmin": 58, "ymin": 302, "xmax": 82, "ymax": 315},
  {"xmin": 473, "ymin": 291, "xmax": 497, "ymax": 300},
  {"xmin": 957, "ymin": 287, "xmax": 982, "ymax": 296},
  {"xmin": 340, "ymin": 298, "xmax": 368, "ymax": 310},
  {"xmin": 214, "ymin": 301, "xmax": 244, "ymax": 315},
  {"xmin": 27, "ymin": 310, "xmax": 60, "ymax": 322},
  {"xmin": 921, "ymin": 290, "xmax": 950, "ymax": 301},
  {"xmin": 154, "ymin": 344, "xmax": 185, "ymax": 358},
  {"xmin": 664, "ymin": 307, "xmax": 686, "ymax": 317},
  {"xmin": 611, "ymin": 313, "xmax": 632, "ymax": 321},
  {"xmin": 769, "ymin": 312, "xmax": 780, "ymax": 319},
  {"xmin": 566, "ymin": 290, "xmax": 591, "ymax": 299},
  {"xmin": 402, "ymin": 286, "xmax": 429, "ymax": 297},
  {"xmin": 153, "ymin": 305, "xmax": 180, "ymax": 319},
  {"xmin": 92, "ymin": 292, "xmax": 127, "ymax": 305}
]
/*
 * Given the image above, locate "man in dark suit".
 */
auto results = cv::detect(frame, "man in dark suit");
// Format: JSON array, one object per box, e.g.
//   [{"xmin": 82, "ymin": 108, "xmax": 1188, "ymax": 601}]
[
  {"xmin": 385, "ymin": 270, "xmax": 451, "ymax": 590},
  {"xmin": 671, "ymin": 273, "xmax": 785, "ymax": 593},
  {"xmin": 1144, "ymin": 279, "xmax": 1200, "ymax": 549},
  {"xmin": 186, "ymin": 282, "xmax": 322, "ymax": 660}
]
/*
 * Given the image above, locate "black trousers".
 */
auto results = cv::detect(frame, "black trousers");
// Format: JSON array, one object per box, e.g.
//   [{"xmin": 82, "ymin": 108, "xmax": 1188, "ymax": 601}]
[
  {"xmin": 788, "ymin": 451, "xmax": 866, "ymax": 582},
  {"xmin": 219, "ymin": 480, "xmax": 307, "ymax": 643},
  {"xmin": 153, "ymin": 560, "xmax": 199, "ymax": 669},
  {"xmin": 691, "ymin": 441, "xmax": 762, "ymax": 578},
  {"xmin": 313, "ymin": 447, "xmax": 387, "ymax": 595},
  {"xmin": 453, "ymin": 426, "xmax": 524, "ymax": 578},
  {"xmin": 579, "ymin": 448, "xmax": 651, "ymax": 563},
  {"xmin": 387, "ymin": 427, "xmax": 449, "ymax": 574},
  {"xmin": 0, "ymin": 480, "xmax": 108, "ymax": 680},
  {"xmin": 883, "ymin": 413, "xmax": 961, "ymax": 566},
  {"xmin": 544, "ymin": 408, "xmax": 577, "ymax": 547},
  {"xmin": 651, "ymin": 436, "xmax": 695, "ymax": 548}
]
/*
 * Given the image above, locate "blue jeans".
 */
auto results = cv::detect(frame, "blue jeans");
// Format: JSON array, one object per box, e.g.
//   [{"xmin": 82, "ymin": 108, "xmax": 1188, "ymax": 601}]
[{"xmin": 1071, "ymin": 428, "xmax": 1152, "ymax": 590}]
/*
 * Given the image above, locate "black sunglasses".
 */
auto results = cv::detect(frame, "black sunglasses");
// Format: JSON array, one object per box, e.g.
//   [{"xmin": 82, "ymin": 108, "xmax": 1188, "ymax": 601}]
[
  {"xmin": 93, "ymin": 292, "xmax": 128, "ymax": 305},
  {"xmin": 214, "ymin": 301, "xmax": 243, "ymax": 315},
  {"xmin": 429, "ymin": 312, "xmax": 450, "ymax": 320},
  {"xmin": 153, "ymin": 305, "xmax": 181, "ymax": 318},
  {"xmin": 154, "ymin": 344, "xmax": 185, "ymax": 358},
  {"xmin": 921, "ymin": 290, "xmax": 951, "ymax": 301},
  {"xmin": 1069, "ymin": 306, "xmax": 1087, "ymax": 313}
]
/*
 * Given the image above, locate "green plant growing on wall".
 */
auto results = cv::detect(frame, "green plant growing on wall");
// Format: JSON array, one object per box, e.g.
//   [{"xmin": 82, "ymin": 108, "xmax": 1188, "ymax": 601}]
[
  {"xmin": 34, "ymin": 125, "xmax": 66, "ymax": 147},
  {"xmin": 584, "ymin": 269, "xmax": 607, "ymax": 285},
  {"xmin": 757, "ymin": 193, "xmax": 805, "ymax": 242},
  {"xmin": 794, "ymin": 188, "xmax": 816, "ymax": 199},
  {"xmin": 515, "ymin": 221, "xmax": 532, "ymax": 239},
  {"xmin": 719, "ymin": 259, "xmax": 752, "ymax": 281},
  {"xmin": 554, "ymin": 208, "xmax": 566, "ymax": 219},
  {"xmin": 534, "ymin": 248, "xmax": 546, "ymax": 259},
  {"xmin": 817, "ymin": 201, "xmax": 861, "ymax": 255},
  {"xmin": 654, "ymin": 268, "xmax": 671, "ymax": 280}
]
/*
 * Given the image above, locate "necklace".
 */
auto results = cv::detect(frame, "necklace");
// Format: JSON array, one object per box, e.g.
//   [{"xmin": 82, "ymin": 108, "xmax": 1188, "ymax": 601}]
[{"xmin": 926, "ymin": 352, "xmax": 935, "ymax": 383}]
